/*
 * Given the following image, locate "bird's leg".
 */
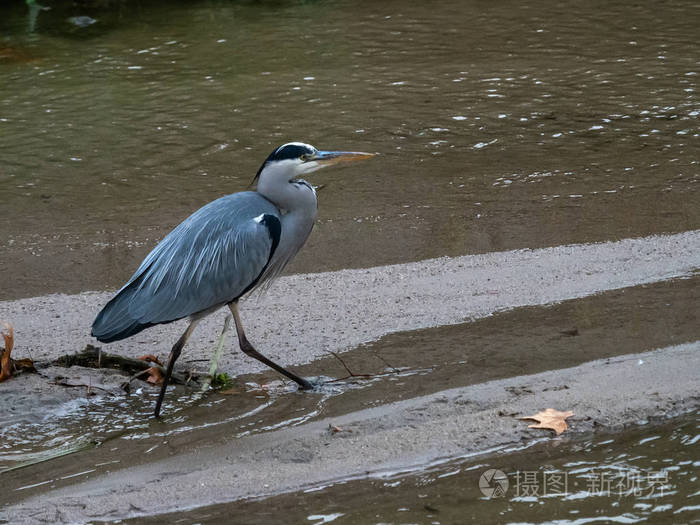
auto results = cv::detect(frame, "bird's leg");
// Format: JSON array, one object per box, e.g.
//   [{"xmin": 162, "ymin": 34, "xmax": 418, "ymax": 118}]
[
  {"xmin": 153, "ymin": 320, "xmax": 199, "ymax": 417},
  {"xmin": 228, "ymin": 302, "xmax": 313, "ymax": 390}
]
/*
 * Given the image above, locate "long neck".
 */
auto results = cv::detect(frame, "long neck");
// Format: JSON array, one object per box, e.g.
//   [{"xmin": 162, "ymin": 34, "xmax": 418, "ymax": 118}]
[
  {"xmin": 257, "ymin": 168, "xmax": 316, "ymax": 213},
  {"xmin": 257, "ymin": 179, "xmax": 318, "ymax": 279}
]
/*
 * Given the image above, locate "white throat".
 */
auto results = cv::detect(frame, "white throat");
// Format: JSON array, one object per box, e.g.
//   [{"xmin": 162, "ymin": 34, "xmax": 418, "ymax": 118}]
[
  {"xmin": 255, "ymin": 163, "xmax": 319, "ymax": 285},
  {"xmin": 256, "ymin": 160, "xmax": 317, "ymax": 212}
]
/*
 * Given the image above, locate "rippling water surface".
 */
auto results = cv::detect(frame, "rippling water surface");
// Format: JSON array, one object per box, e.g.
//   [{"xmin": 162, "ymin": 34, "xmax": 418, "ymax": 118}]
[
  {"xmin": 137, "ymin": 416, "xmax": 700, "ymax": 524},
  {"xmin": 0, "ymin": 2, "xmax": 697, "ymax": 521},
  {"xmin": 1, "ymin": 0, "xmax": 698, "ymax": 299}
]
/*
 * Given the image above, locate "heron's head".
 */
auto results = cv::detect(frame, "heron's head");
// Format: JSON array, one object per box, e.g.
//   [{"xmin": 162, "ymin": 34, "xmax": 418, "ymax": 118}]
[{"xmin": 253, "ymin": 142, "xmax": 374, "ymax": 186}]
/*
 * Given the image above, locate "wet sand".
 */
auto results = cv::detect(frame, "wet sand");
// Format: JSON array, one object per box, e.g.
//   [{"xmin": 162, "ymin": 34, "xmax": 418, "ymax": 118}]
[
  {"xmin": 1, "ymin": 230, "xmax": 698, "ymax": 376},
  {"xmin": 0, "ymin": 231, "xmax": 698, "ymax": 522},
  {"xmin": 2, "ymin": 343, "xmax": 698, "ymax": 523}
]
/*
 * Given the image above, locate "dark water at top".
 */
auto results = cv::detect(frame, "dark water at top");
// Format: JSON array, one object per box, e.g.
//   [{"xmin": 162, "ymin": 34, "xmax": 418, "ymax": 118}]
[{"xmin": 1, "ymin": 0, "xmax": 699, "ymax": 299}]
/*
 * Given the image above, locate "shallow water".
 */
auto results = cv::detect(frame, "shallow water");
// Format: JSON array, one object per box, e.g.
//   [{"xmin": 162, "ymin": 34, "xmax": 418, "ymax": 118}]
[
  {"xmin": 1, "ymin": 0, "xmax": 698, "ymax": 299},
  {"xmin": 0, "ymin": 1, "xmax": 698, "ymax": 520},
  {"xmin": 142, "ymin": 416, "xmax": 699, "ymax": 524},
  {"xmin": 1, "ymin": 275, "xmax": 696, "ymax": 491}
]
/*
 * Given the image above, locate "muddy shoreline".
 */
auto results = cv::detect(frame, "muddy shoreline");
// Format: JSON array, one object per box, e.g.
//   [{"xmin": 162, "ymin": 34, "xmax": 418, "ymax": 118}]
[
  {"xmin": 0, "ymin": 231, "xmax": 698, "ymax": 523},
  {"xmin": 1, "ymin": 231, "xmax": 698, "ymax": 377},
  {"xmin": 2, "ymin": 343, "xmax": 697, "ymax": 522}
]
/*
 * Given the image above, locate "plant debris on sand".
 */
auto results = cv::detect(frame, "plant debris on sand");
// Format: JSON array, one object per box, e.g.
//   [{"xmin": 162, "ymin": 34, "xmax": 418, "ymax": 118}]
[{"xmin": 0, "ymin": 323, "xmax": 36, "ymax": 382}]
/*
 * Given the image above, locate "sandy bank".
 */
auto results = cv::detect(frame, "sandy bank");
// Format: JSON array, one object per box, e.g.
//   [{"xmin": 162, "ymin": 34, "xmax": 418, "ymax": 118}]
[
  {"xmin": 1, "ymin": 231, "xmax": 698, "ymax": 377},
  {"xmin": 3, "ymin": 342, "xmax": 697, "ymax": 522}
]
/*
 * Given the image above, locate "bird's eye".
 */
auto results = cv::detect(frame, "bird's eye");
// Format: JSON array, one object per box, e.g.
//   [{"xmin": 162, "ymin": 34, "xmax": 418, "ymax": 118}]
[{"xmin": 300, "ymin": 154, "xmax": 310, "ymax": 162}]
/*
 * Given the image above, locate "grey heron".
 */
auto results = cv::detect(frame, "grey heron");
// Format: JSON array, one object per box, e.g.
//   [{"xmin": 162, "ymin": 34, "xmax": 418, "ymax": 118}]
[{"xmin": 91, "ymin": 142, "xmax": 373, "ymax": 417}]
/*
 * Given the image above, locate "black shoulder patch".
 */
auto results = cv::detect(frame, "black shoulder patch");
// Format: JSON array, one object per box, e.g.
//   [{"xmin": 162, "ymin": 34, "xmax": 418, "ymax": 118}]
[
  {"xmin": 234, "ymin": 213, "xmax": 282, "ymax": 301},
  {"xmin": 259, "ymin": 213, "xmax": 281, "ymax": 256}
]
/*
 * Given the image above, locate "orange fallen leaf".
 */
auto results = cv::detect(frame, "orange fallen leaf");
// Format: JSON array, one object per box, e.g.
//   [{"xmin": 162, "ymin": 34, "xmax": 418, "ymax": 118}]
[
  {"xmin": 520, "ymin": 408, "xmax": 574, "ymax": 435},
  {"xmin": 0, "ymin": 323, "xmax": 14, "ymax": 382},
  {"xmin": 137, "ymin": 354, "xmax": 163, "ymax": 366},
  {"xmin": 145, "ymin": 366, "xmax": 164, "ymax": 385}
]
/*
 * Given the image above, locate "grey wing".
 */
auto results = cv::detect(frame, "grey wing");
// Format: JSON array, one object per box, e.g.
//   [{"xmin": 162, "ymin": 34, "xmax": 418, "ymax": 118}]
[
  {"xmin": 92, "ymin": 193, "xmax": 280, "ymax": 342},
  {"xmin": 130, "ymin": 213, "xmax": 278, "ymax": 323}
]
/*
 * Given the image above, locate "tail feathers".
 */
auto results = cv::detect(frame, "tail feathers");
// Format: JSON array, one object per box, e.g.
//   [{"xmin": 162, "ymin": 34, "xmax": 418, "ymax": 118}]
[{"xmin": 91, "ymin": 287, "xmax": 154, "ymax": 343}]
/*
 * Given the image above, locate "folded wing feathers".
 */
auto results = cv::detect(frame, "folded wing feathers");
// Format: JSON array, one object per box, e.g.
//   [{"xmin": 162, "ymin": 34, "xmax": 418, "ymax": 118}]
[{"xmin": 92, "ymin": 193, "xmax": 279, "ymax": 341}]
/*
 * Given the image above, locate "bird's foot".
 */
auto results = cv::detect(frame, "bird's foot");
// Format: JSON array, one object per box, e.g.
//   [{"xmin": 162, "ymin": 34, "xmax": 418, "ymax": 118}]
[{"xmin": 297, "ymin": 377, "xmax": 315, "ymax": 391}]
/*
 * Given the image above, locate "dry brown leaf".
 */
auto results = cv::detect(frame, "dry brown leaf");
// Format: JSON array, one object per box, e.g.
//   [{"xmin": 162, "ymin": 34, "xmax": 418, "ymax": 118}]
[
  {"xmin": 13, "ymin": 358, "xmax": 36, "ymax": 374},
  {"xmin": 145, "ymin": 366, "xmax": 164, "ymax": 385},
  {"xmin": 520, "ymin": 408, "xmax": 574, "ymax": 435},
  {"xmin": 137, "ymin": 354, "xmax": 163, "ymax": 366},
  {"xmin": 329, "ymin": 424, "xmax": 351, "ymax": 434},
  {"xmin": 0, "ymin": 323, "xmax": 14, "ymax": 382}
]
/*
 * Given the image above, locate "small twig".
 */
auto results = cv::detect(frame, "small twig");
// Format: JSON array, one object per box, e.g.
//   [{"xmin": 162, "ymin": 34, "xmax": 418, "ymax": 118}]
[
  {"xmin": 120, "ymin": 365, "xmax": 195, "ymax": 392},
  {"xmin": 327, "ymin": 350, "xmax": 358, "ymax": 377},
  {"xmin": 121, "ymin": 368, "xmax": 151, "ymax": 390},
  {"xmin": 326, "ymin": 374, "xmax": 374, "ymax": 383},
  {"xmin": 325, "ymin": 350, "xmax": 375, "ymax": 382},
  {"xmin": 372, "ymin": 351, "xmax": 400, "ymax": 374},
  {"xmin": 324, "ymin": 349, "xmax": 406, "ymax": 384},
  {"xmin": 48, "ymin": 381, "xmax": 115, "ymax": 393}
]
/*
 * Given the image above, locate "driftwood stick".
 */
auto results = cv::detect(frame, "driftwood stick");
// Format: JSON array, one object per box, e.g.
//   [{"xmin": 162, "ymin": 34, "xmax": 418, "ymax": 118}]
[
  {"xmin": 54, "ymin": 345, "xmax": 195, "ymax": 389},
  {"xmin": 55, "ymin": 345, "xmax": 155, "ymax": 375}
]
